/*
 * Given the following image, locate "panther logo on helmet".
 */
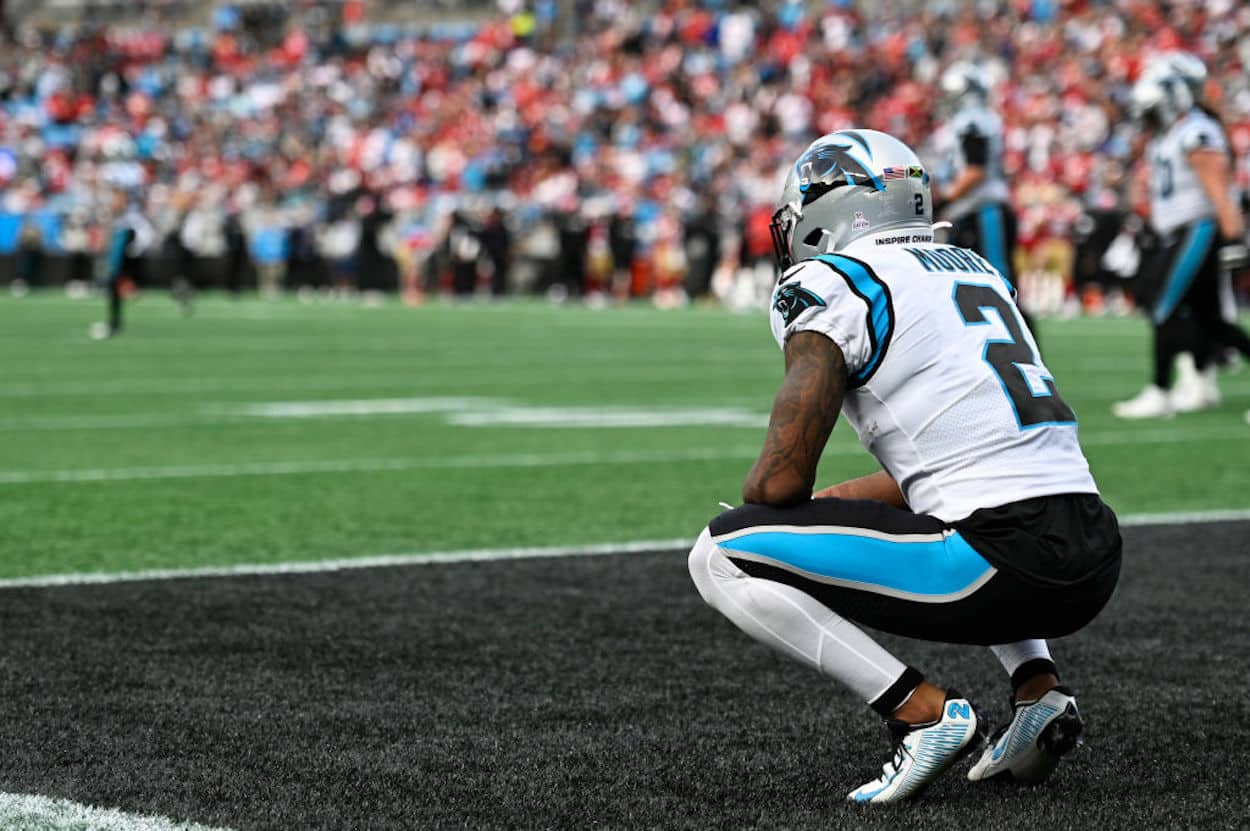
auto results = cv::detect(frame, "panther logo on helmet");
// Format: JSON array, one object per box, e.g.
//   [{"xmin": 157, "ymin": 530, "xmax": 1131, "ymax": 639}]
[{"xmin": 796, "ymin": 137, "xmax": 885, "ymax": 205}]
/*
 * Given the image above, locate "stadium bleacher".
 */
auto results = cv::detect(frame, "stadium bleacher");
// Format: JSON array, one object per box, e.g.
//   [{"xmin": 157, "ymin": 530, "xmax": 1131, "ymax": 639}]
[{"xmin": 0, "ymin": 0, "xmax": 1246, "ymax": 306}]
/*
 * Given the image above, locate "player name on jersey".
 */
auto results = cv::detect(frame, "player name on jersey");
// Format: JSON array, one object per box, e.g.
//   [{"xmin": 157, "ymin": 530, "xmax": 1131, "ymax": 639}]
[{"xmin": 903, "ymin": 245, "xmax": 995, "ymax": 274}]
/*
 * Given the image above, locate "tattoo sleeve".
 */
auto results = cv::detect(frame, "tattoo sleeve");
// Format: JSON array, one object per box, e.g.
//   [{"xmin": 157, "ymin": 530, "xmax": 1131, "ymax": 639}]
[{"xmin": 742, "ymin": 331, "xmax": 847, "ymax": 507}]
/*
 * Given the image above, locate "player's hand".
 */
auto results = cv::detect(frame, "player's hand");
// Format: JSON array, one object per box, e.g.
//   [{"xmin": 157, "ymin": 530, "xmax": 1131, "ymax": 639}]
[{"xmin": 1218, "ymin": 239, "xmax": 1249, "ymax": 272}]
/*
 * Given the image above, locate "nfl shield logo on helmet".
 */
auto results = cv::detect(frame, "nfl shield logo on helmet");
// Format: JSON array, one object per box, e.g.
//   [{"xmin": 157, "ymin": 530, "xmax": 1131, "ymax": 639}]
[{"xmin": 852, "ymin": 211, "xmax": 870, "ymax": 231}]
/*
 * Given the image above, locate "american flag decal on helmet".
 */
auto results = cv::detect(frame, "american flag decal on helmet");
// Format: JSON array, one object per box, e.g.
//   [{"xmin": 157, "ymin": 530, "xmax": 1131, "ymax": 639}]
[{"xmin": 882, "ymin": 167, "xmax": 908, "ymax": 180}]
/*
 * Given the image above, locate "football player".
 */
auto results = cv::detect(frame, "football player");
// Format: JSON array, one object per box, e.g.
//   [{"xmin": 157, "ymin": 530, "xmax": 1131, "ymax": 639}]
[
  {"xmin": 92, "ymin": 187, "xmax": 155, "ymax": 340},
  {"xmin": 932, "ymin": 63, "xmax": 1037, "ymax": 338},
  {"xmin": 1113, "ymin": 57, "xmax": 1250, "ymax": 418},
  {"xmin": 688, "ymin": 130, "xmax": 1122, "ymax": 803}
]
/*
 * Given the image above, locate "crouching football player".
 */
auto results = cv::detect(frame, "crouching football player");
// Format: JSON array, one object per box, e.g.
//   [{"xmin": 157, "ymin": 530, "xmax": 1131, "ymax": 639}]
[{"xmin": 688, "ymin": 130, "xmax": 1121, "ymax": 803}]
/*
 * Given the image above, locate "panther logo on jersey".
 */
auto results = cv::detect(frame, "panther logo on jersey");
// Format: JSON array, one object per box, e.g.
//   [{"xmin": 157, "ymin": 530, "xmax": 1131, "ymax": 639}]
[{"xmin": 773, "ymin": 281, "xmax": 826, "ymax": 326}]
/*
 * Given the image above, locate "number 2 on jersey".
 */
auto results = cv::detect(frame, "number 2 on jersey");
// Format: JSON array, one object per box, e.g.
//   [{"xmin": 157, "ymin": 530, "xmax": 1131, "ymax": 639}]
[{"xmin": 953, "ymin": 283, "xmax": 1075, "ymax": 429}]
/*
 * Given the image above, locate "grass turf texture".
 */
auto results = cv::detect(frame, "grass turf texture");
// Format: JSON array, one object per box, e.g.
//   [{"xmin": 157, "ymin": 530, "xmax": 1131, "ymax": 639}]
[
  {"xmin": 2, "ymin": 292, "xmax": 1249, "ymax": 579},
  {"xmin": 1, "ymin": 521, "xmax": 1248, "ymax": 829}
]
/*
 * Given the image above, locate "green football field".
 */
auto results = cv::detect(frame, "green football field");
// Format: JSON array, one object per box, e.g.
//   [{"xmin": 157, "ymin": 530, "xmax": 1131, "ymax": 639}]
[{"xmin": 2, "ymin": 292, "xmax": 1248, "ymax": 581}]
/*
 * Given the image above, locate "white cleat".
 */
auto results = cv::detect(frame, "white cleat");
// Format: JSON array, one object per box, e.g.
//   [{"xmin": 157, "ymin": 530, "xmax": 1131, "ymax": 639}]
[
  {"xmin": 1200, "ymin": 368, "xmax": 1221, "ymax": 408},
  {"xmin": 967, "ymin": 686, "xmax": 1084, "ymax": 784},
  {"xmin": 848, "ymin": 693, "xmax": 982, "ymax": 804},
  {"xmin": 1170, "ymin": 371, "xmax": 1219, "ymax": 413},
  {"xmin": 1112, "ymin": 385, "xmax": 1173, "ymax": 419},
  {"xmin": 1169, "ymin": 353, "xmax": 1220, "ymax": 413}
]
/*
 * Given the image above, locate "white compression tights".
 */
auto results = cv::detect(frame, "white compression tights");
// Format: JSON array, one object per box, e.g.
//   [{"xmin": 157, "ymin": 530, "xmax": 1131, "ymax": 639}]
[{"xmin": 687, "ymin": 527, "xmax": 909, "ymax": 705}]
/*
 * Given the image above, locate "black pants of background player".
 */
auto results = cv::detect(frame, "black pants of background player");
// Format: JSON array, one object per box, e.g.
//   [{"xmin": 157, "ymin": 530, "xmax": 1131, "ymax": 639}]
[
  {"xmin": 108, "ymin": 276, "xmax": 124, "ymax": 334},
  {"xmin": 559, "ymin": 225, "xmax": 589, "ymax": 297},
  {"xmin": 451, "ymin": 258, "xmax": 477, "ymax": 296},
  {"xmin": 702, "ymin": 494, "xmax": 1122, "ymax": 712},
  {"xmin": 1073, "ymin": 209, "xmax": 1127, "ymax": 297},
  {"xmin": 106, "ymin": 256, "xmax": 146, "ymax": 335},
  {"xmin": 950, "ymin": 202, "xmax": 1040, "ymax": 348},
  {"xmin": 1146, "ymin": 219, "xmax": 1250, "ymax": 388}
]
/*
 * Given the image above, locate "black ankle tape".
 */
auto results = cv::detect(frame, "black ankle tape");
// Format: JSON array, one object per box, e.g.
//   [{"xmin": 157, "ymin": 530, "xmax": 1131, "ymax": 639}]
[
  {"xmin": 1011, "ymin": 658, "xmax": 1059, "ymax": 694},
  {"xmin": 870, "ymin": 667, "xmax": 924, "ymax": 717}
]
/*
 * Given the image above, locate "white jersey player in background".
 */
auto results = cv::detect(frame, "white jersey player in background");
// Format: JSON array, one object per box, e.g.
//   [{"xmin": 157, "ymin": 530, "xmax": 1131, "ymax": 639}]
[
  {"xmin": 1113, "ymin": 54, "xmax": 1250, "ymax": 419},
  {"xmin": 687, "ymin": 130, "xmax": 1122, "ymax": 803},
  {"xmin": 930, "ymin": 63, "xmax": 1039, "ymax": 339}
]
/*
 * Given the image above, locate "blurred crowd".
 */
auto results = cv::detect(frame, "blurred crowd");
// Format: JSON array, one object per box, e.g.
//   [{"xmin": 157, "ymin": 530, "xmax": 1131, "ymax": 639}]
[{"xmin": 1, "ymin": 0, "xmax": 1249, "ymax": 308}]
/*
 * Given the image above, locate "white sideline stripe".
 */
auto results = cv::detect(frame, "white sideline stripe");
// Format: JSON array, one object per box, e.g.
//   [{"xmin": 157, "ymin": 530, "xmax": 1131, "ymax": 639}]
[
  {"xmin": 0, "ymin": 793, "xmax": 231, "ymax": 831},
  {"xmin": 1118, "ymin": 507, "xmax": 1250, "ymax": 526},
  {"xmin": 0, "ymin": 539, "xmax": 694, "ymax": 589},
  {"xmin": 0, "ymin": 508, "xmax": 1245, "ymax": 591},
  {"xmin": 2, "ymin": 423, "xmax": 1247, "ymax": 485}
]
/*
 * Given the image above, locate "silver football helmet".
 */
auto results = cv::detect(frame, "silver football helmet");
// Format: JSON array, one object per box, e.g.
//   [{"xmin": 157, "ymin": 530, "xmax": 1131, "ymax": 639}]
[
  {"xmin": 1144, "ymin": 51, "xmax": 1207, "ymax": 100},
  {"xmin": 770, "ymin": 129, "xmax": 932, "ymax": 270},
  {"xmin": 1130, "ymin": 63, "xmax": 1195, "ymax": 129}
]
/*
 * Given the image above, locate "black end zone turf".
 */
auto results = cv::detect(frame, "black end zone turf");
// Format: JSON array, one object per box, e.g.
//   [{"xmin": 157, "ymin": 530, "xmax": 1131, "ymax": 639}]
[{"xmin": 2, "ymin": 521, "xmax": 1249, "ymax": 829}]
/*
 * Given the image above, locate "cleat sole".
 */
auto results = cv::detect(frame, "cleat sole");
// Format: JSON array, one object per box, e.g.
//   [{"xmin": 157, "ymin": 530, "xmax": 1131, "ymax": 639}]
[{"xmin": 1037, "ymin": 704, "xmax": 1084, "ymax": 760}]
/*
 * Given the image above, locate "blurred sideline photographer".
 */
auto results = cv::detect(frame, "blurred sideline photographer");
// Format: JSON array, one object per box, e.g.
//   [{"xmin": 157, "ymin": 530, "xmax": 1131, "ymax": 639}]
[{"xmin": 689, "ymin": 130, "xmax": 1121, "ymax": 804}]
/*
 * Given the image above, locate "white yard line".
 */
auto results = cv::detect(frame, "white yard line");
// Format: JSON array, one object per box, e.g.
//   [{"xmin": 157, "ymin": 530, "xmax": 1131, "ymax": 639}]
[
  {"xmin": 4, "ymin": 403, "xmax": 1250, "ymax": 433},
  {"xmin": 0, "ymin": 445, "xmax": 781, "ymax": 485},
  {"xmin": 0, "ymin": 508, "xmax": 1244, "ymax": 591},
  {"xmin": 0, "ymin": 793, "xmax": 231, "ymax": 831},
  {"xmin": 2, "ymin": 422, "xmax": 1246, "ymax": 484},
  {"xmin": 446, "ymin": 406, "xmax": 768, "ymax": 428},
  {"xmin": 0, "ymin": 413, "xmax": 239, "ymax": 432},
  {"xmin": 231, "ymin": 397, "xmax": 501, "ymax": 418}
]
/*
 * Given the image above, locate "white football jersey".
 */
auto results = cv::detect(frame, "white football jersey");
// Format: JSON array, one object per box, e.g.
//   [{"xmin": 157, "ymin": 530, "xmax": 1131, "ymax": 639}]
[
  {"xmin": 933, "ymin": 105, "xmax": 1011, "ymax": 221},
  {"xmin": 1148, "ymin": 109, "xmax": 1230, "ymax": 235},
  {"xmin": 769, "ymin": 233, "xmax": 1097, "ymax": 522}
]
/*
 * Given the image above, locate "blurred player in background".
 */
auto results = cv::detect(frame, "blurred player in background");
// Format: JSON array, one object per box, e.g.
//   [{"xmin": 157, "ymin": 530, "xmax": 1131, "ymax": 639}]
[
  {"xmin": 1113, "ymin": 55, "xmax": 1250, "ymax": 419},
  {"xmin": 932, "ymin": 63, "xmax": 1037, "ymax": 340},
  {"xmin": 689, "ymin": 129, "xmax": 1121, "ymax": 804},
  {"xmin": 91, "ymin": 188, "xmax": 155, "ymax": 340}
]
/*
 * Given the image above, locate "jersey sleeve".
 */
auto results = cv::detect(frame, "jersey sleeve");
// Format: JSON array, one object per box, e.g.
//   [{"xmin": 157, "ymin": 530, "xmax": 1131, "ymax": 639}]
[
  {"xmin": 952, "ymin": 110, "xmax": 998, "ymax": 166},
  {"xmin": 768, "ymin": 256, "xmax": 893, "ymax": 387},
  {"xmin": 1178, "ymin": 117, "xmax": 1228, "ymax": 154}
]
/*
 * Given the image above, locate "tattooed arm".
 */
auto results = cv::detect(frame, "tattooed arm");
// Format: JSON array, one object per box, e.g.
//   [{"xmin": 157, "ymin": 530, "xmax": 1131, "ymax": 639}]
[{"xmin": 742, "ymin": 331, "xmax": 846, "ymax": 507}]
